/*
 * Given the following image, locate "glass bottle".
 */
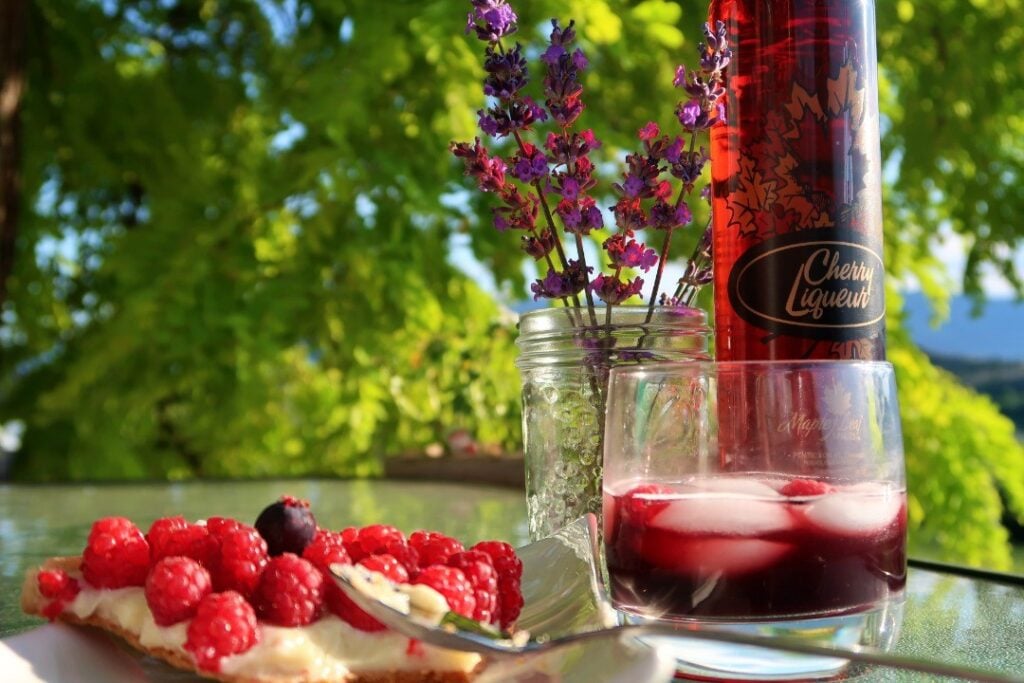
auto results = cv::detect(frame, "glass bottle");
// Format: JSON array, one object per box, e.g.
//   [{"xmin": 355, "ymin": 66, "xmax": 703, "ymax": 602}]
[{"xmin": 709, "ymin": 0, "xmax": 886, "ymax": 361}]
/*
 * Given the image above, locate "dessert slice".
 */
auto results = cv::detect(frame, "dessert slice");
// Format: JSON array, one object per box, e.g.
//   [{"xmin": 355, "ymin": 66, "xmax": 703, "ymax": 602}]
[{"xmin": 21, "ymin": 498, "xmax": 523, "ymax": 683}]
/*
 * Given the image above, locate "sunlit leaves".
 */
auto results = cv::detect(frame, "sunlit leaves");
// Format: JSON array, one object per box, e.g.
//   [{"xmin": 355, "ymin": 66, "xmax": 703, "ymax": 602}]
[{"xmin": 1, "ymin": 0, "xmax": 1022, "ymax": 568}]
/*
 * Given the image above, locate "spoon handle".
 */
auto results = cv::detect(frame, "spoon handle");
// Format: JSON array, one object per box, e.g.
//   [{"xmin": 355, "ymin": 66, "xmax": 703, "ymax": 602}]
[{"xmin": 539, "ymin": 624, "xmax": 1021, "ymax": 683}]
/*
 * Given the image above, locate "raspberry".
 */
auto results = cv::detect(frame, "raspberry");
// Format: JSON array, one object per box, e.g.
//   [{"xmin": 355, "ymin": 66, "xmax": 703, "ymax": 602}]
[
  {"xmin": 327, "ymin": 554, "xmax": 406, "ymax": 632},
  {"xmin": 206, "ymin": 516, "xmax": 244, "ymax": 540},
  {"xmin": 623, "ymin": 483, "xmax": 673, "ymax": 520},
  {"xmin": 252, "ymin": 553, "xmax": 324, "ymax": 626},
  {"xmin": 471, "ymin": 541, "xmax": 522, "ymax": 582},
  {"xmin": 37, "ymin": 569, "xmax": 80, "ymax": 620},
  {"xmin": 147, "ymin": 517, "xmax": 217, "ymax": 568},
  {"xmin": 212, "ymin": 525, "xmax": 269, "ymax": 598},
  {"xmin": 496, "ymin": 578, "xmax": 524, "ymax": 629},
  {"xmin": 360, "ymin": 553, "xmax": 409, "ymax": 583},
  {"xmin": 472, "ymin": 541, "xmax": 523, "ymax": 628},
  {"xmin": 781, "ymin": 478, "xmax": 834, "ymax": 497},
  {"xmin": 413, "ymin": 566, "xmax": 475, "ymax": 619},
  {"xmin": 38, "ymin": 569, "xmax": 77, "ymax": 599},
  {"xmin": 185, "ymin": 591, "xmax": 259, "ymax": 672},
  {"xmin": 145, "ymin": 556, "xmax": 213, "ymax": 626},
  {"xmin": 303, "ymin": 530, "xmax": 353, "ymax": 627},
  {"xmin": 302, "ymin": 530, "xmax": 351, "ymax": 575},
  {"xmin": 82, "ymin": 517, "xmax": 150, "ymax": 589},
  {"xmin": 340, "ymin": 527, "xmax": 362, "ymax": 561},
  {"xmin": 383, "ymin": 540, "xmax": 419, "ymax": 577},
  {"xmin": 409, "ymin": 531, "xmax": 464, "ymax": 568},
  {"xmin": 328, "ymin": 590, "xmax": 387, "ymax": 631},
  {"xmin": 356, "ymin": 524, "xmax": 405, "ymax": 558},
  {"xmin": 254, "ymin": 496, "xmax": 317, "ymax": 557},
  {"xmin": 447, "ymin": 550, "xmax": 498, "ymax": 624}
]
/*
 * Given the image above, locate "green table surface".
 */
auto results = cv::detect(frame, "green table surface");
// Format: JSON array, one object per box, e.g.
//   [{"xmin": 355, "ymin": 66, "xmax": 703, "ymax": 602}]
[{"xmin": 2, "ymin": 480, "xmax": 1023, "ymax": 681}]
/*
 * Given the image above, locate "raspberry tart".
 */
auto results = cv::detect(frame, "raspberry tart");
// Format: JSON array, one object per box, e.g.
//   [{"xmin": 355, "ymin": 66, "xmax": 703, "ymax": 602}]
[{"xmin": 21, "ymin": 497, "xmax": 524, "ymax": 683}]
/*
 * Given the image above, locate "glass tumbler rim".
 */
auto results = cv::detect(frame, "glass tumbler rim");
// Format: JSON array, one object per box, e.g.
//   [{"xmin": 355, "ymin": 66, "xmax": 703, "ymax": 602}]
[{"xmin": 608, "ymin": 359, "xmax": 895, "ymax": 379}]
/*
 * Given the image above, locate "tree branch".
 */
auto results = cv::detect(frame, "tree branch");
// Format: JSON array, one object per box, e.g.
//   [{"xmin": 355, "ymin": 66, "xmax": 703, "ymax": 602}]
[{"xmin": 0, "ymin": 0, "xmax": 27, "ymax": 309}]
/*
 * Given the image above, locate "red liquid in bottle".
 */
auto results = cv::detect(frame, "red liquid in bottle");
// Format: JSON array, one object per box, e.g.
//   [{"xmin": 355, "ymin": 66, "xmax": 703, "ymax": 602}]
[{"xmin": 709, "ymin": 0, "xmax": 886, "ymax": 361}]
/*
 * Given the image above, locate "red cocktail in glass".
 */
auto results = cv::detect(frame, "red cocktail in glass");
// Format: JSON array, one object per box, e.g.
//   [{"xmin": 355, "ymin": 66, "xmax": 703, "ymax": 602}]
[
  {"xmin": 601, "ymin": 361, "xmax": 907, "ymax": 679},
  {"xmin": 605, "ymin": 475, "xmax": 906, "ymax": 620}
]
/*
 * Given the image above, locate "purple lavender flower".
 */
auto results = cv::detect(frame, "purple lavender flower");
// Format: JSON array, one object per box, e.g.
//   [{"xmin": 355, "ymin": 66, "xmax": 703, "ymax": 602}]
[
  {"xmin": 492, "ymin": 187, "xmax": 538, "ymax": 231},
  {"xmin": 548, "ymin": 17, "xmax": 576, "ymax": 48},
  {"xmin": 672, "ymin": 22, "xmax": 731, "ymax": 134},
  {"xmin": 558, "ymin": 202, "xmax": 582, "ymax": 231},
  {"xmin": 477, "ymin": 96, "xmax": 548, "ymax": 138},
  {"xmin": 456, "ymin": 3, "xmax": 728, "ymax": 312},
  {"xmin": 604, "ymin": 234, "xmax": 658, "ymax": 271},
  {"xmin": 670, "ymin": 148, "xmax": 709, "ymax": 185},
  {"xmin": 522, "ymin": 228, "xmax": 556, "ymax": 260},
  {"xmin": 450, "ymin": 138, "xmax": 508, "ymax": 193},
  {"xmin": 673, "ymin": 65, "xmax": 688, "ymax": 88},
  {"xmin": 700, "ymin": 20, "xmax": 732, "ymax": 74},
  {"xmin": 677, "ymin": 99, "xmax": 702, "ymax": 129},
  {"xmin": 613, "ymin": 153, "xmax": 664, "ymax": 201},
  {"xmin": 478, "ymin": 111, "xmax": 502, "ymax": 137},
  {"xmin": 530, "ymin": 260, "xmax": 591, "ymax": 300},
  {"xmin": 466, "ymin": 0, "xmax": 518, "ymax": 42},
  {"xmin": 512, "ymin": 143, "xmax": 549, "ymax": 183},
  {"xmin": 591, "ymin": 273, "xmax": 644, "ymax": 305},
  {"xmin": 544, "ymin": 130, "xmax": 601, "ymax": 167},
  {"xmin": 574, "ymin": 156, "xmax": 597, "ymax": 188},
  {"xmin": 664, "ymin": 137, "xmax": 685, "ymax": 164},
  {"xmin": 675, "ymin": 201, "xmax": 693, "ymax": 226},
  {"xmin": 483, "ymin": 44, "xmax": 528, "ymax": 100},
  {"xmin": 579, "ymin": 129, "xmax": 599, "ymax": 149},
  {"xmin": 638, "ymin": 122, "xmax": 660, "ymax": 141},
  {"xmin": 583, "ymin": 199, "xmax": 603, "ymax": 229},
  {"xmin": 612, "ymin": 197, "xmax": 647, "ymax": 232},
  {"xmin": 559, "ymin": 176, "xmax": 580, "ymax": 201},
  {"xmin": 622, "ymin": 175, "xmax": 645, "ymax": 198},
  {"xmin": 556, "ymin": 196, "xmax": 602, "ymax": 235},
  {"xmin": 541, "ymin": 44, "xmax": 565, "ymax": 65},
  {"xmin": 649, "ymin": 200, "xmax": 674, "ymax": 229},
  {"xmin": 542, "ymin": 20, "xmax": 586, "ymax": 127}
]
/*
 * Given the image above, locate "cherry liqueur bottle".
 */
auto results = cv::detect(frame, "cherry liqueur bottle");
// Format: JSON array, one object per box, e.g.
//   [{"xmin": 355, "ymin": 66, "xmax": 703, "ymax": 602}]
[{"xmin": 708, "ymin": 0, "xmax": 886, "ymax": 361}]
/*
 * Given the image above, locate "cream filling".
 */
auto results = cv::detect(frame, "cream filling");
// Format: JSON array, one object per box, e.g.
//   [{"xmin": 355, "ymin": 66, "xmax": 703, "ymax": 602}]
[
  {"xmin": 66, "ymin": 584, "xmax": 481, "ymax": 679},
  {"xmin": 222, "ymin": 616, "xmax": 480, "ymax": 678}
]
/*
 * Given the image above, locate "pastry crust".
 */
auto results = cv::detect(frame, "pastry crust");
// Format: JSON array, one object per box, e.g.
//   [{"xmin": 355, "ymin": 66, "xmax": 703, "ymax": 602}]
[{"xmin": 22, "ymin": 557, "xmax": 473, "ymax": 683}]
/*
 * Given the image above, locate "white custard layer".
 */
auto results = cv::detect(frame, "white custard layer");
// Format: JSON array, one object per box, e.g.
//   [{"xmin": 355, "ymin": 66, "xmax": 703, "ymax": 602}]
[{"xmin": 66, "ymin": 586, "xmax": 481, "ymax": 680}]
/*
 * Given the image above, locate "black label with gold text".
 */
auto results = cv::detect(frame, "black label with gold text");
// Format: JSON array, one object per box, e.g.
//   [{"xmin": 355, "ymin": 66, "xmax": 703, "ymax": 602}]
[{"xmin": 727, "ymin": 229, "xmax": 885, "ymax": 341}]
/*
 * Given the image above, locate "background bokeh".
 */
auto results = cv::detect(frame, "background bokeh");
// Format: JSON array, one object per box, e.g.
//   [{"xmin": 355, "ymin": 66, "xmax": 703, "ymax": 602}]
[{"xmin": 1, "ymin": 0, "xmax": 1022, "ymax": 569}]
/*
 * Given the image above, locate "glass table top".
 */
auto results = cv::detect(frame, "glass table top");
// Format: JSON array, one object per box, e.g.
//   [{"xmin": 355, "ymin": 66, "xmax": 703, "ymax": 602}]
[{"xmin": 1, "ymin": 480, "xmax": 1022, "ymax": 681}]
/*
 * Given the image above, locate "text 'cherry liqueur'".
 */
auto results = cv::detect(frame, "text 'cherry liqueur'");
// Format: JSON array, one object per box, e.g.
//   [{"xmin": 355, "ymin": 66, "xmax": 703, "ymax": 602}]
[{"xmin": 709, "ymin": 0, "xmax": 886, "ymax": 361}]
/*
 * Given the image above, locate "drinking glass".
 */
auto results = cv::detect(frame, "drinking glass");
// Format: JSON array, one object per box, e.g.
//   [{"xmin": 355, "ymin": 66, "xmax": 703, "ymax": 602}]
[{"xmin": 602, "ymin": 361, "xmax": 907, "ymax": 680}]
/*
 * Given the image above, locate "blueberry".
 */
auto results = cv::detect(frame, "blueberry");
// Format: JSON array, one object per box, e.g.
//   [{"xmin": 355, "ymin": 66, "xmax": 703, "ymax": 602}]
[{"xmin": 255, "ymin": 496, "xmax": 317, "ymax": 556}]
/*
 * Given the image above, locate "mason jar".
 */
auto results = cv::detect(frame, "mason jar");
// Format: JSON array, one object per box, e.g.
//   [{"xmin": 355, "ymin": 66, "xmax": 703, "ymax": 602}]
[{"xmin": 516, "ymin": 305, "xmax": 711, "ymax": 540}]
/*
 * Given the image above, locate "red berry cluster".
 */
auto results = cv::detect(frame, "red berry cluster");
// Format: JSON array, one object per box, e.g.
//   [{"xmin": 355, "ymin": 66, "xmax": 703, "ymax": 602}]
[
  {"xmin": 37, "ymin": 569, "xmax": 81, "ymax": 620},
  {"xmin": 46, "ymin": 498, "xmax": 525, "ymax": 674}
]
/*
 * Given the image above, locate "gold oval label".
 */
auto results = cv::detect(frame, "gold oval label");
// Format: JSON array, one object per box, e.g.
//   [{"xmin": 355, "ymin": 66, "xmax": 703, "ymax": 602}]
[{"xmin": 727, "ymin": 229, "xmax": 885, "ymax": 341}]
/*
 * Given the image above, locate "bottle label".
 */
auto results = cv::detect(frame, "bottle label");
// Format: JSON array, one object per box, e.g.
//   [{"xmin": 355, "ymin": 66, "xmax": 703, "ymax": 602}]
[{"xmin": 727, "ymin": 228, "xmax": 885, "ymax": 341}]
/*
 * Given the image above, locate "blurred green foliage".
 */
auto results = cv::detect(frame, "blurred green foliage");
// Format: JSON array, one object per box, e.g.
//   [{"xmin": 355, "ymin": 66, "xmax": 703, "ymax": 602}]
[{"xmin": 1, "ymin": 0, "xmax": 1022, "ymax": 568}]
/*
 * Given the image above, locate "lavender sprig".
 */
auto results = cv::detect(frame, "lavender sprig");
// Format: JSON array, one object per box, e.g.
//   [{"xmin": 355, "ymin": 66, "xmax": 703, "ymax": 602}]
[
  {"xmin": 452, "ymin": 1, "xmax": 730, "ymax": 320},
  {"xmin": 465, "ymin": 0, "xmax": 518, "ymax": 42}
]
